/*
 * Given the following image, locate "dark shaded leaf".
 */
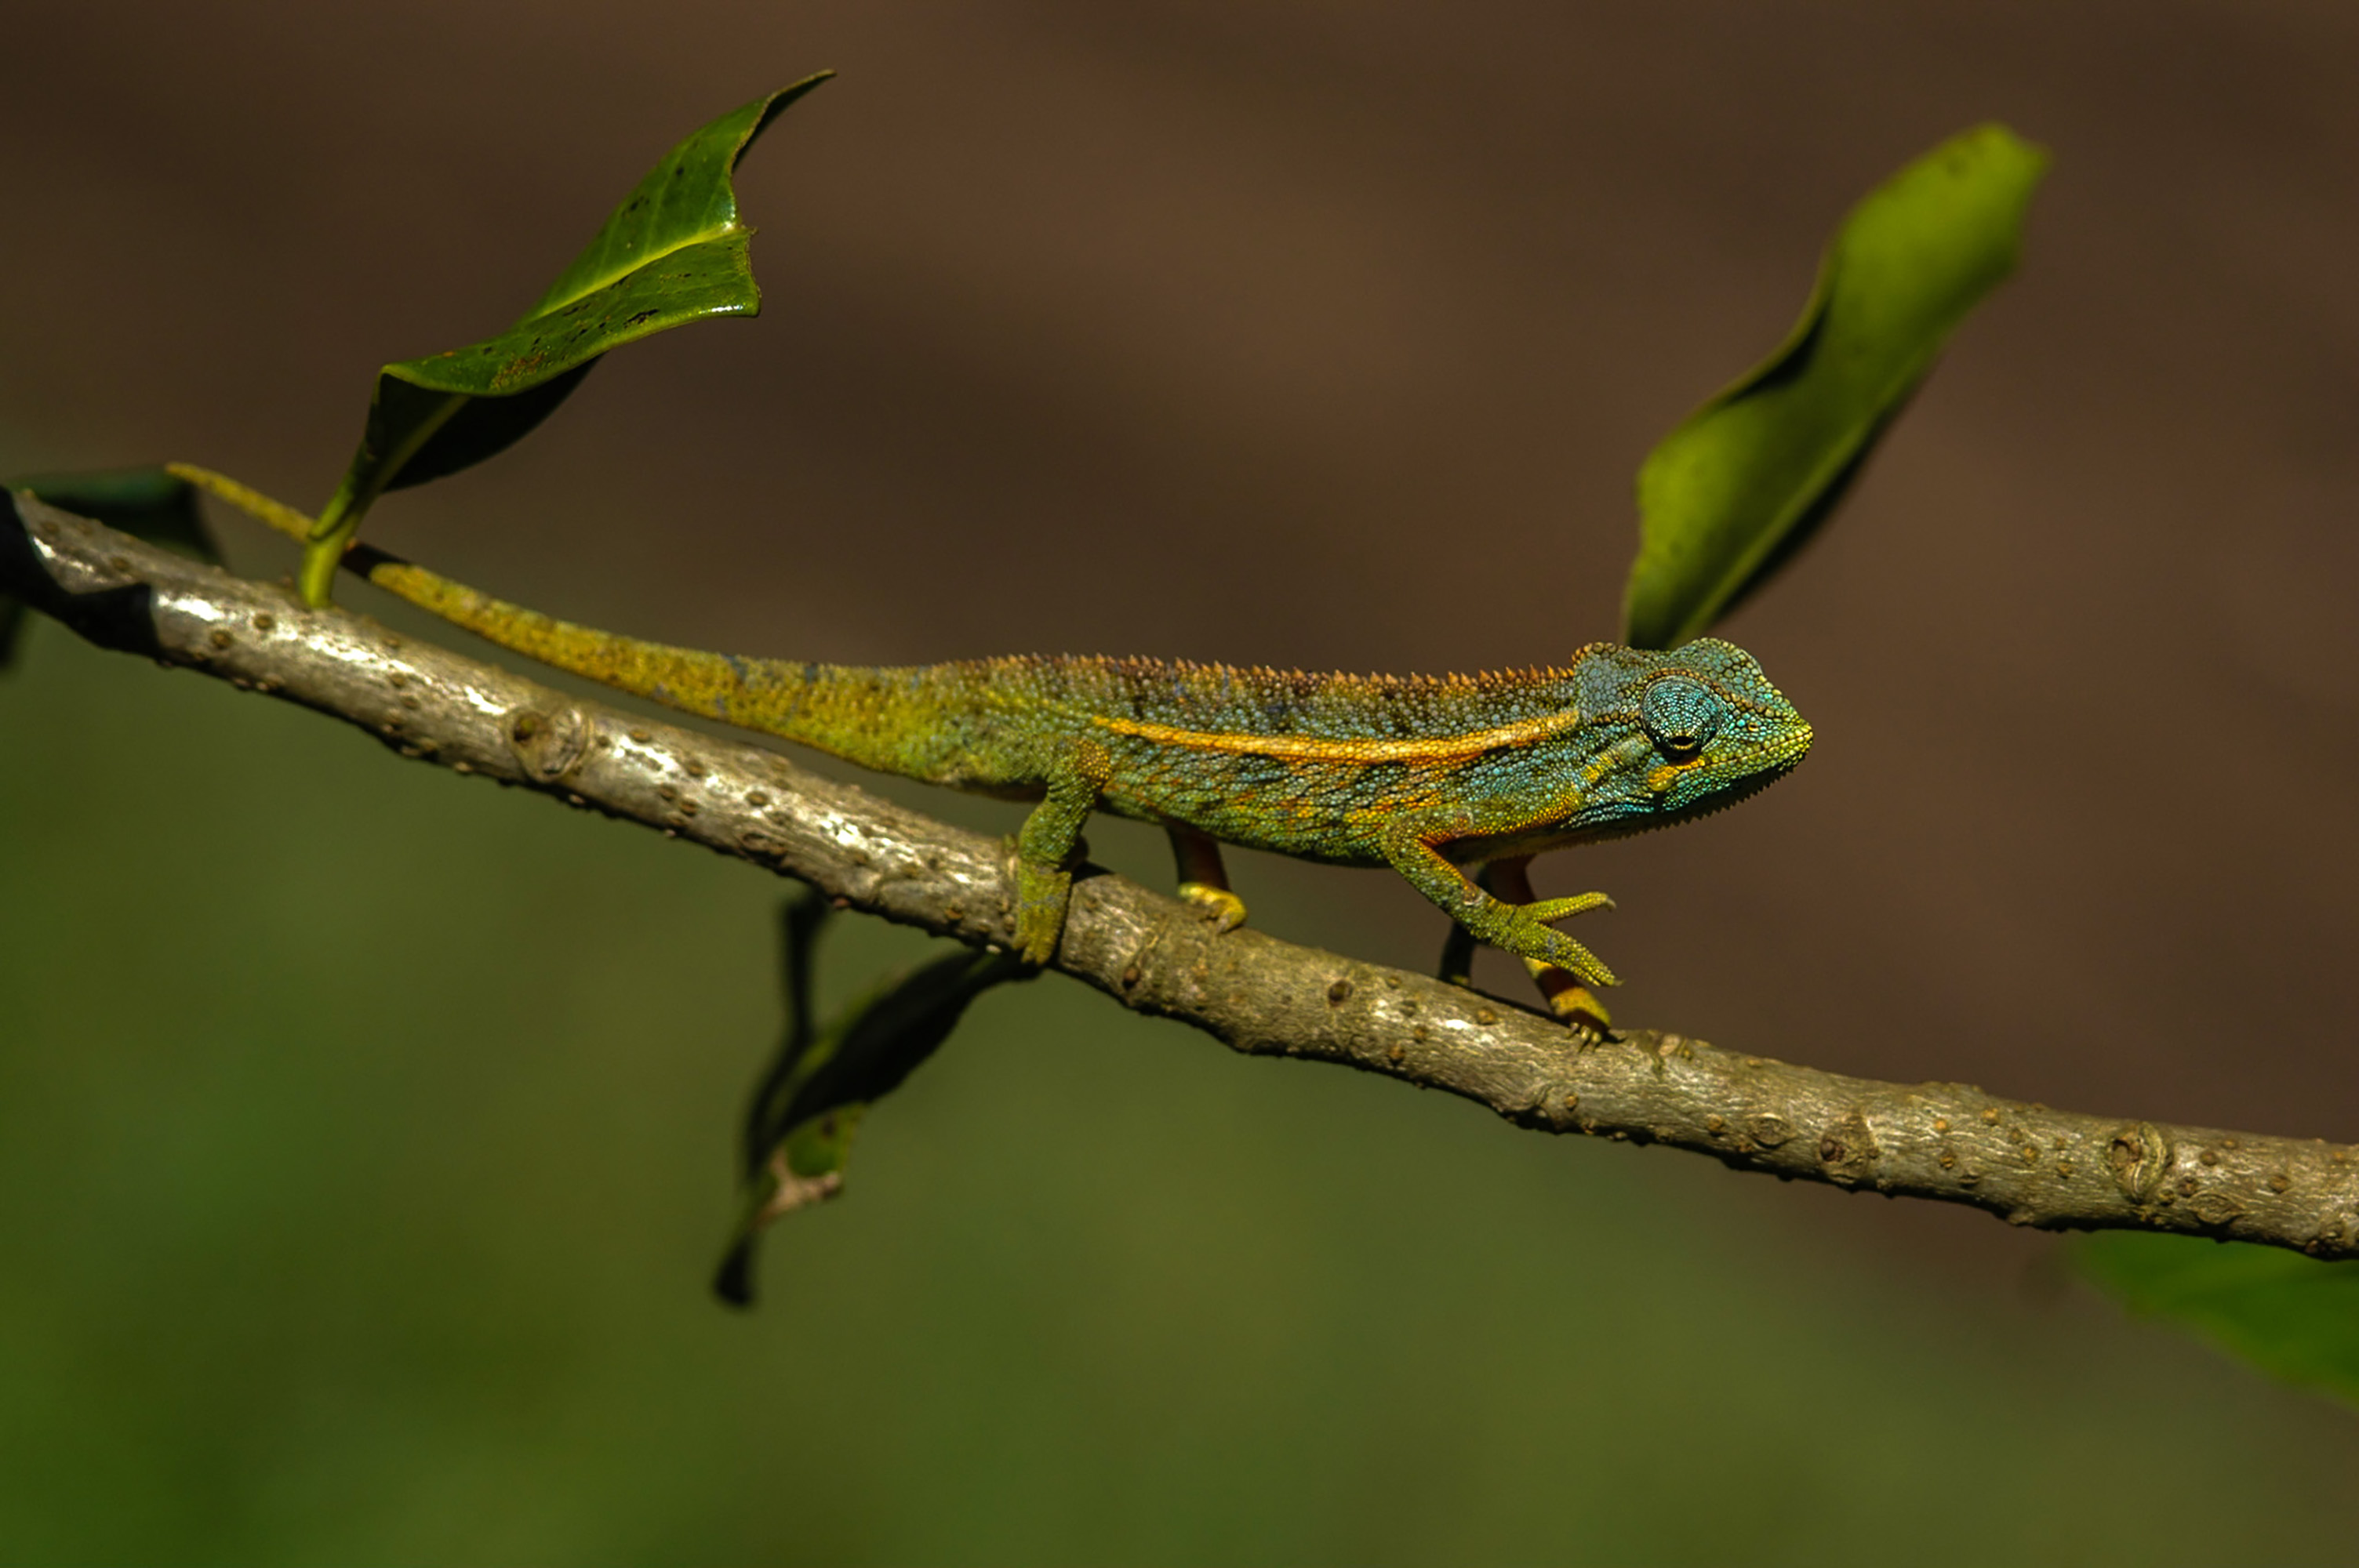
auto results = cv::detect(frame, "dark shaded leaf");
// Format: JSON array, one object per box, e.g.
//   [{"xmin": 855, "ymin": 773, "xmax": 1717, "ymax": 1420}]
[
  {"xmin": 300, "ymin": 72, "xmax": 832, "ymax": 604},
  {"xmin": 2079, "ymin": 1232, "xmax": 2359, "ymax": 1406},
  {"xmin": 715, "ymin": 887, "xmax": 1032, "ymax": 1306},
  {"xmin": 1623, "ymin": 125, "xmax": 2047, "ymax": 650},
  {"xmin": 13, "ymin": 466, "xmax": 219, "ymax": 561},
  {"xmin": 2, "ymin": 466, "xmax": 222, "ymax": 670}
]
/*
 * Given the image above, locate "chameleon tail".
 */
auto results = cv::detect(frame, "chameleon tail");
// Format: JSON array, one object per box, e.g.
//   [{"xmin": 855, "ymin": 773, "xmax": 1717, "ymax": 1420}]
[
  {"xmin": 162, "ymin": 463, "xmax": 948, "ymax": 773},
  {"xmin": 351, "ymin": 543, "xmax": 778, "ymax": 724}
]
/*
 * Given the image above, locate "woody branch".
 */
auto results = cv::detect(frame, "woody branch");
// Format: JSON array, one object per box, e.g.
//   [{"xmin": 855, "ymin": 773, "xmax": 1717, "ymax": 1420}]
[{"xmin": 10, "ymin": 491, "xmax": 2357, "ymax": 1258}]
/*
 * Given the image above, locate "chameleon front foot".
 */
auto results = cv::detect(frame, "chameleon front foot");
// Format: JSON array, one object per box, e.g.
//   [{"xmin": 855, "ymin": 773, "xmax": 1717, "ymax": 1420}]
[
  {"xmin": 1013, "ymin": 858, "xmax": 1074, "ymax": 965},
  {"xmin": 1478, "ymin": 859, "xmax": 1618, "ymax": 1018},
  {"xmin": 1485, "ymin": 903, "xmax": 1620, "ymax": 991},
  {"xmin": 1177, "ymin": 881, "xmax": 1249, "ymax": 933},
  {"xmin": 1011, "ymin": 743, "xmax": 1111, "ymax": 965},
  {"xmin": 1434, "ymin": 915, "xmax": 1614, "ymax": 1032},
  {"xmin": 1407, "ymin": 844, "xmax": 1621, "ymax": 1010}
]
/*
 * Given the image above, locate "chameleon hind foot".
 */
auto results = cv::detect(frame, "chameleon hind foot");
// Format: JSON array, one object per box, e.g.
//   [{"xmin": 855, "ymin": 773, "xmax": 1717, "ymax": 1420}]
[
  {"xmin": 1169, "ymin": 826, "xmax": 1248, "ymax": 934},
  {"xmin": 1524, "ymin": 959, "xmax": 1612, "ymax": 1036},
  {"xmin": 1178, "ymin": 882, "xmax": 1249, "ymax": 933}
]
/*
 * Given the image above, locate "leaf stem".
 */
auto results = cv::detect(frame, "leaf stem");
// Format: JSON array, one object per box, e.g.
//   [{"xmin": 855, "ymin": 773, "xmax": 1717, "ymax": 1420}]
[{"xmin": 165, "ymin": 463, "xmax": 317, "ymax": 543}]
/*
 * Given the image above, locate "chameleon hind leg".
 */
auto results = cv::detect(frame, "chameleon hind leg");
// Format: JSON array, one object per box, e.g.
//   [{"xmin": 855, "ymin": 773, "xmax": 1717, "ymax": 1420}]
[
  {"xmin": 1012, "ymin": 742, "xmax": 1112, "ymax": 964},
  {"xmin": 1384, "ymin": 811, "xmax": 1619, "ymax": 992},
  {"xmin": 1167, "ymin": 826, "xmax": 1249, "ymax": 933}
]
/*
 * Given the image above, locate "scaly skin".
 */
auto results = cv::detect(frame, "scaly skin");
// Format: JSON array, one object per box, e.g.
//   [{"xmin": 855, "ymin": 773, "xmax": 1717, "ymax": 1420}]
[{"xmin": 168, "ymin": 466, "xmax": 1816, "ymax": 1002}]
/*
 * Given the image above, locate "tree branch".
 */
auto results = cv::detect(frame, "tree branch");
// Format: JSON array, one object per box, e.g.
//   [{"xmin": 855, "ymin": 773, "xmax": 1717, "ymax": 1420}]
[{"xmin": 11, "ymin": 490, "xmax": 2357, "ymax": 1258}]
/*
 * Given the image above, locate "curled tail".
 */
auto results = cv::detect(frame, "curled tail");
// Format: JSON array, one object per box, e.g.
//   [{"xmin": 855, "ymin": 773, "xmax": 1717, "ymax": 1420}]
[{"xmin": 165, "ymin": 463, "xmax": 969, "ymax": 780}]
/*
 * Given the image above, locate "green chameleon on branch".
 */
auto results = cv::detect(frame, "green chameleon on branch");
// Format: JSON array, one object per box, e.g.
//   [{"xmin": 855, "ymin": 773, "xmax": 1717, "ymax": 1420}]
[
  {"xmin": 111, "ymin": 95, "xmax": 2037, "ymax": 1032},
  {"xmin": 169, "ymin": 468, "xmax": 1813, "ymax": 1027}
]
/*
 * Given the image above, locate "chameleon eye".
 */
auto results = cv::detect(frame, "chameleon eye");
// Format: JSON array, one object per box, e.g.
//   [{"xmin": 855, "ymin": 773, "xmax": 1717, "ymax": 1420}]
[{"xmin": 1641, "ymin": 675, "xmax": 1725, "ymax": 757}]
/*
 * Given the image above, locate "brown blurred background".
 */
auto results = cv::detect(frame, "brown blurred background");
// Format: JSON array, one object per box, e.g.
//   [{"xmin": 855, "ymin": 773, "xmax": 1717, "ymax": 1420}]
[{"xmin": 4, "ymin": 2, "xmax": 2357, "ymax": 1563}]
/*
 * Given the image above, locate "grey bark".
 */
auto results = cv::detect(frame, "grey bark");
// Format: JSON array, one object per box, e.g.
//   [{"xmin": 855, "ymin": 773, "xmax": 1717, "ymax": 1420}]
[{"xmin": 10, "ymin": 491, "xmax": 2357, "ymax": 1258}]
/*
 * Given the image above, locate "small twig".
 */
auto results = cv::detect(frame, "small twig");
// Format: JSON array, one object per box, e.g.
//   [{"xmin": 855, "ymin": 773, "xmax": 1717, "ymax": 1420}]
[{"xmin": 10, "ymin": 490, "xmax": 2357, "ymax": 1258}]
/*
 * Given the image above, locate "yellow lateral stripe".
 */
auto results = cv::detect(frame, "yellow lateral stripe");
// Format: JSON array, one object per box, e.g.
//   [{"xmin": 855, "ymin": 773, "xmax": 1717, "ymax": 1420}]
[{"xmin": 1092, "ymin": 708, "xmax": 1580, "ymax": 764}]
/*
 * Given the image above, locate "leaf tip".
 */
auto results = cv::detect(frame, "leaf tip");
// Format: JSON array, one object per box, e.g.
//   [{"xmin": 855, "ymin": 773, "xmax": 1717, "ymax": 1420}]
[{"xmin": 744, "ymin": 69, "xmax": 838, "ymax": 155}]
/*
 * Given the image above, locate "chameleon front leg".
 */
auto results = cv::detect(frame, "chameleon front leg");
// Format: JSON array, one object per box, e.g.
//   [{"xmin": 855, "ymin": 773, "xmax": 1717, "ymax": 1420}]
[
  {"xmin": 1012, "ymin": 742, "xmax": 1112, "ymax": 964},
  {"xmin": 1167, "ymin": 826, "xmax": 1249, "ymax": 933},
  {"xmin": 1433, "ymin": 859, "xmax": 1613, "ymax": 1029},
  {"xmin": 1485, "ymin": 856, "xmax": 1613, "ymax": 1030},
  {"xmin": 1384, "ymin": 811, "xmax": 1619, "ymax": 990}
]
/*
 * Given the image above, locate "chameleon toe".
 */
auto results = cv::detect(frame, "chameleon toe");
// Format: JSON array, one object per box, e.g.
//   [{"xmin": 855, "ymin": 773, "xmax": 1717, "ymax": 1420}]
[{"xmin": 1177, "ymin": 881, "xmax": 1249, "ymax": 933}]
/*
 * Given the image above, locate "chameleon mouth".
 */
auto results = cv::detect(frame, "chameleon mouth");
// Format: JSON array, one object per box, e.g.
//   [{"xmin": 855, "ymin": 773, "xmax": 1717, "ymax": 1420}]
[
  {"xmin": 1685, "ymin": 723, "xmax": 1812, "ymax": 810},
  {"xmin": 1580, "ymin": 721, "xmax": 1811, "ymax": 845}
]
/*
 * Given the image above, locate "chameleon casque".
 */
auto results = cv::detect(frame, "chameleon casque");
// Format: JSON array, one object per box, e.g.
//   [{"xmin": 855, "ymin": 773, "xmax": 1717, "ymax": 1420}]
[{"xmin": 176, "ymin": 467, "xmax": 1813, "ymax": 1018}]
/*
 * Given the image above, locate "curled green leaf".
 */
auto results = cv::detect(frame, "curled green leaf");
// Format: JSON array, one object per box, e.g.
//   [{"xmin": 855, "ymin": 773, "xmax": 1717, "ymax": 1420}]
[
  {"xmin": 715, "ymin": 887, "xmax": 1033, "ymax": 1307},
  {"xmin": 1623, "ymin": 124, "xmax": 2048, "ymax": 650},
  {"xmin": 2080, "ymin": 1232, "xmax": 2359, "ymax": 1407},
  {"xmin": 300, "ymin": 72, "xmax": 833, "ymax": 606}
]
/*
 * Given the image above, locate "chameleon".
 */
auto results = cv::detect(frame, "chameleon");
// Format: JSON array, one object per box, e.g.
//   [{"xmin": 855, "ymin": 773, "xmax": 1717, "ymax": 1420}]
[{"xmin": 167, "ymin": 466, "xmax": 1813, "ymax": 1015}]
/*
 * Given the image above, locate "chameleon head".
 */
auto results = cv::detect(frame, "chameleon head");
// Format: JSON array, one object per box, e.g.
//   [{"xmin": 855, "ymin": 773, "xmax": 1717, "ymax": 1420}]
[{"xmin": 1567, "ymin": 637, "xmax": 1812, "ymax": 839}]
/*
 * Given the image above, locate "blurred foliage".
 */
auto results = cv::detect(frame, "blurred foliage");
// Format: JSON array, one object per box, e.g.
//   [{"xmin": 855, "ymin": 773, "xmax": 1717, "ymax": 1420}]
[
  {"xmin": 1623, "ymin": 125, "xmax": 2047, "ymax": 650},
  {"xmin": 718, "ymin": 891, "xmax": 1032, "ymax": 1306},
  {"xmin": 300, "ymin": 74, "xmax": 831, "ymax": 604},
  {"xmin": 2079, "ymin": 1232, "xmax": 2359, "ymax": 1406}
]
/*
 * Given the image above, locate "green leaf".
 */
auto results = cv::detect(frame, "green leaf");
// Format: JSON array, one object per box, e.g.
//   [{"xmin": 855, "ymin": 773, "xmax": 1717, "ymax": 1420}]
[
  {"xmin": 1623, "ymin": 124, "xmax": 2048, "ymax": 650},
  {"xmin": 2079, "ymin": 1232, "xmax": 2359, "ymax": 1406},
  {"xmin": 714, "ymin": 888, "xmax": 1033, "ymax": 1307},
  {"xmin": 300, "ymin": 72, "xmax": 833, "ymax": 606},
  {"xmin": 2, "ymin": 466, "xmax": 222, "ymax": 670},
  {"xmin": 12, "ymin": 465, "xmax": 220, "ymax": 561}
]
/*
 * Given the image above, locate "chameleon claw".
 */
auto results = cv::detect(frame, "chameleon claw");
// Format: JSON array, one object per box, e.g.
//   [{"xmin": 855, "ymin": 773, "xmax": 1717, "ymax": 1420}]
[
  {"xmin": 1535, "ymin": 929, "xmax": 1619, "ymax": 989},
  {"xmin": 1177, "ymin": 881, "xmax": 1249, "ymax": 934},
  {"xmin": 1497, "ymin": 888, "xmax": 1619, "ymax": 989},
  {"xmin": 1012, "ymin": 902, "xmax": 1064, "ymax": 965},
  {"xmin": 1523, "ymin": 891, "xmax": 1616, "ymax": 923},
  {"xmin": 1491, "ymin": 909, "xmax": 1619, "ymax": 989},
  {"xmin": 1524, "ymin": 959, "xmax": 1613, "ymax": 1038}
]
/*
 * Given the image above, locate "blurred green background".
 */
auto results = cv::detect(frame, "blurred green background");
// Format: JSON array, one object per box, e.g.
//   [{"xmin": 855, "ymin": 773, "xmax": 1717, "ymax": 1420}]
[{"xmin": 6, "ymin": 2, "xmax": 2359, "ymax": 1563}]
